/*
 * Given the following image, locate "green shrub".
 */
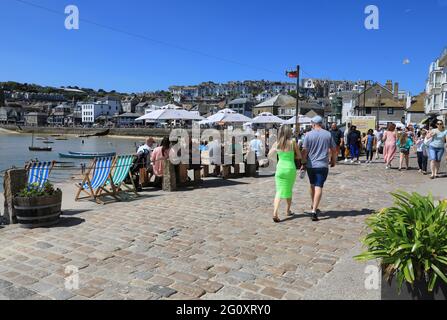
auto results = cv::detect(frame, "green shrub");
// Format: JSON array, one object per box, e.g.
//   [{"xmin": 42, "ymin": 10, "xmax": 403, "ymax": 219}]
[
  {"xmin": 18, "ymin": 181, "xmax": 57, "ymax": 198},
  {"xmin": 355, "ymin": 191, "xmax": 447, "ymax": 292}
]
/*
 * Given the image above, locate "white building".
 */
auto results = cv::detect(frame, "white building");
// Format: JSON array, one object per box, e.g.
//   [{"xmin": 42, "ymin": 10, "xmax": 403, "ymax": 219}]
[
  {"xmin": 99, "ymin": 96, "xmax": 122, "ymax": 113},
  {"xmin": 81, "ymin": 102, "xmax": 119, "ymax": 124},
  {"xmin": 424, "ymin": 47, "xmax": 447, "ymax": 121}
]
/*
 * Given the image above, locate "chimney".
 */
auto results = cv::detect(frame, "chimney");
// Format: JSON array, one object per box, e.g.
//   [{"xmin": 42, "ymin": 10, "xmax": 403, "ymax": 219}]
[
  {"xmin": 385, "ymin": 80, "xmax": 393, "ymax": 92},
  {"xmin": 394, "ymin": 82, "xmax": 399, "ymax": 99}
]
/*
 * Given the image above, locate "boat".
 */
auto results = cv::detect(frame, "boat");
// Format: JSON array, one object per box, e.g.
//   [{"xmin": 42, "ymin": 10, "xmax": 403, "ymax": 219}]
[
  {"xmin": 36, "ymin": 137, "xmax": 48, "ymax": 141},
  {"xmin": 29, "ymin": 146, "xmax": 52, "ymax": 151},
  {"xmin": 43, "ymin": 141, "xmax": 54, "ymax": 144},
  {"xmin": 29, "ymin": 133, "xmax": 52, "ymax": 152},
  {"xmin": 51, "ymin": 134, "xmax": 62, "ymax": 137},
  {"xmin": 54, "ymin": 161, "xmax": 76, "ymax": 168},
  {"xmin": 58, "ymin": 151, "xmax": 116, "ymax": 159},
  {"xmin": 68, "ymin": 151, "xmax": 116, "ymax": 156},
  {"xmin": 55, "ymin": 137, "xmax": 68, "ymax": 140},
  {"xmin": 78, "ymin": 128, "xmax": 110, "ymax": 138}
]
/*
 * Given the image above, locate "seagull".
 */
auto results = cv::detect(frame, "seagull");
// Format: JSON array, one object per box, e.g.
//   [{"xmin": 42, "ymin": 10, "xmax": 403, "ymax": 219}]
[{"xmin": 403, "ymin": 59, "xmax": 410, "ymax": 65}]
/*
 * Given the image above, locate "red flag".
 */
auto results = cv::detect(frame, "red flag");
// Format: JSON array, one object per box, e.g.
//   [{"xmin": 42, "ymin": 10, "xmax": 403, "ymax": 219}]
[{"xmin": 286, "ymin": 71, "xmax": 298, "ymax": 78}]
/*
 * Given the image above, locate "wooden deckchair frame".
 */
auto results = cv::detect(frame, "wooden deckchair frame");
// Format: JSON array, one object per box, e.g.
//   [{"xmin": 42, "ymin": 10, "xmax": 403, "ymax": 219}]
[
  {"xmin": 75, "ymin": 157, "xmax": 118, "ymax": 204},
  {"xmin": 102, "ymin": 155, "xmax": 139, "ymax": 199}
]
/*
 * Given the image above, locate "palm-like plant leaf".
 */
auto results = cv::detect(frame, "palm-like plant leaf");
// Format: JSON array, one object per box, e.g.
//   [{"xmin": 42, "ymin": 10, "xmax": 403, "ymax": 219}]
[{"xmin": 354, "ymin": 191, "xmax": 447, "ymax": 293}]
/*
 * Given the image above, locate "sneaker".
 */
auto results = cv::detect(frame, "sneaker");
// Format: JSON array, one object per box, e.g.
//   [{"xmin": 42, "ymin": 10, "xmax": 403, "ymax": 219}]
[
  {"xmin": 350, "ymin": 159, "xmax": 354, "ymax": 164},
  {"xmin": 344, "ymin": 159, "xmax": 348, "ymax": 163},
  {"xmin": 385, "ymin": 165, "xmax": 390, "ymax": 170},
  {"xmin": 418, "ymin": 169, "xmax": 422, "ymax": 173},
  {"xmin": 311, "ymin": 212, "xmax": 319, "ymax": 221}
]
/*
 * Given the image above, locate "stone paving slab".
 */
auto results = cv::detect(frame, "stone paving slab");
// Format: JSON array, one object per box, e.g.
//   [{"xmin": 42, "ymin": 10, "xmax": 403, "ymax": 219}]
[{"xmin": 0, "ymin": 157, "xmax": 444, "ymax": 300}]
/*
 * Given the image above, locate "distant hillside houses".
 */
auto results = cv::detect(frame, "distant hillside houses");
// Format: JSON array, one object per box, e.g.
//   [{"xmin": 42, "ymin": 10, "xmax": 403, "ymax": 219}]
[
  {"xmin": 169, "ymin": 80, "xmax": 296, "ymax": 103},
  {"xmin": 4, "ymin": 91, "xmax": 66, "ymax": 102}
]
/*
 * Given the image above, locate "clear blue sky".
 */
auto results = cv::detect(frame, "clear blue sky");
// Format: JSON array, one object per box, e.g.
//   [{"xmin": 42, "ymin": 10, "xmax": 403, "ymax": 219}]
[{"xmin": 1, "ymin": 0, "xmax": 446, "ymax": 94}]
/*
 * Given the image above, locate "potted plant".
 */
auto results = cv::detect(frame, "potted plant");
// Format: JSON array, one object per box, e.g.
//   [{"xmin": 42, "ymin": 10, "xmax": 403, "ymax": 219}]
[
  {"xmin": 13, "ymin": 182, "xmax": 62, "ymax": 228},
  {"xmin": 355, "ymin": 191, "xmax": 447, "ymax": 300}
]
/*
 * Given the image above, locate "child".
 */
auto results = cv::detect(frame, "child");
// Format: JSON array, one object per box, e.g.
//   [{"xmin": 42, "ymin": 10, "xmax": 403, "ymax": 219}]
[
  {"xmin": 397, "ymin": 132, "xmax": 413, "ymax": 171},
  {"xmin": 365, "ymin": 129, "xmax": 376, "ymax": 163},
  {"xmin": 415, "ymin": 130, "xmax": 429, "ymax": 175}
]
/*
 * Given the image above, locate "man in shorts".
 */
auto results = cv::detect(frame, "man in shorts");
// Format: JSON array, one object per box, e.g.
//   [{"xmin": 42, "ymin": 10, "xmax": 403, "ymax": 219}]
[{"xmin": 301, "ymin": 116, "xmax": 337, "ymax": 221}]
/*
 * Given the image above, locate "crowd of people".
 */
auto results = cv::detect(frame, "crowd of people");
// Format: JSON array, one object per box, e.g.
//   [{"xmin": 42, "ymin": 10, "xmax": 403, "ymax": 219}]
[
  {"xmin": 269, "ymin": 117, "xmax": 447, "ymax": 223},
  {"xmin": 128, "ymin": 118, "xmax": 446, "ymax": 223}
]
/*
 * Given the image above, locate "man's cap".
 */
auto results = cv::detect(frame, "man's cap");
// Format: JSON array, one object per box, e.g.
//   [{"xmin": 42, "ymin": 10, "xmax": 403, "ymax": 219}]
[
  {"xmin": 311, "ymin": 116, "xmax": 323, "ymax": 124},
  {"xmin": 255, "ymin": 132, "xmax": 261, "ymax": 137}
]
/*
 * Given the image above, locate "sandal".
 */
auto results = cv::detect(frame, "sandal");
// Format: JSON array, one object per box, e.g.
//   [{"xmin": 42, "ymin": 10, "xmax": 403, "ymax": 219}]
[
  {"xmin": 286, "ymin": 211, "xmax": 294, "ymax": 217},
  {"xmin": 273, "ymin": 216, "xmax": 280, "ymax": 223}
]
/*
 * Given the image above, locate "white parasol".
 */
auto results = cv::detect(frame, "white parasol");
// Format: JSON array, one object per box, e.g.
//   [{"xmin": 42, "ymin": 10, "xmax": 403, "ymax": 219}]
[{"xmin": 250, "ymin": 112, "xmax": 285, "ymax": 124}]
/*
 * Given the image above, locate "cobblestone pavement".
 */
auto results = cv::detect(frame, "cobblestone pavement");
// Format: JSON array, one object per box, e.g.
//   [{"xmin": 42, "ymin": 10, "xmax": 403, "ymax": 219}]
[{"xmin": 0, "ymin": 157, "xmax": 444, "ymax": 300}]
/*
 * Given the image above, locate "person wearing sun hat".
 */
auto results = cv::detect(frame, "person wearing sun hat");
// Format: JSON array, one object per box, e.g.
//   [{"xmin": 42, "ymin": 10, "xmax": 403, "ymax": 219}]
[{"xmin": 301, "ymin": 116, "xmax": 337, "ymax": 221}]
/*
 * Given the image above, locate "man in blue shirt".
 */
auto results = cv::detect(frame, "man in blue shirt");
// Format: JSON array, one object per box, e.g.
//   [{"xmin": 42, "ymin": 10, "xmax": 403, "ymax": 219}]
[{"xmin": 301, "ymin": 116, "xmax": 337, "ymax": 221}]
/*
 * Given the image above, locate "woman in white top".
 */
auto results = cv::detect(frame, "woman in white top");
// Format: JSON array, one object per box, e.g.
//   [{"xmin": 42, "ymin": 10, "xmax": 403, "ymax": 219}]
[{"xmin": 426, "ymin": 120, "xmax": 447, "ymax": 179}]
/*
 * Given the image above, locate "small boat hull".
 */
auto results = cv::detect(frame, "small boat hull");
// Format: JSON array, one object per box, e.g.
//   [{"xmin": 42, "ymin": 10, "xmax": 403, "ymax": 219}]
[
  {"xmin": 59, "ymin": 151, "xmax": 116, "ymax": 159},
  {"xmin": 29, "ymin": 147, "xmax": 52, "ymax": 152}
]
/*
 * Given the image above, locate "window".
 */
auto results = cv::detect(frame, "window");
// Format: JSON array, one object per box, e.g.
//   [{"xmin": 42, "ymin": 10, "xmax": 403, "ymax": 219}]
[
  {"xmin": 366, "ymin": 108, "xmax": 372, "ymax": 114},
  {"xmin": 387, "ymin": 108, "xmax": 394, "ymax": 115}
]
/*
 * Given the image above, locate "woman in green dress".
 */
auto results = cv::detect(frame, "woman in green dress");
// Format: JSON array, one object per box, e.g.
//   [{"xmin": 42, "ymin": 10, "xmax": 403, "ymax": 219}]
[{"xmin": 268, "ymin": 125, "xmax": 302, "ymax": 223}]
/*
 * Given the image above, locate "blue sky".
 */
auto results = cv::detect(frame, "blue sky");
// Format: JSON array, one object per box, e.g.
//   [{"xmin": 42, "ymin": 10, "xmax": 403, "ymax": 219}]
[{"xmin": 0, "ymin": 0, "xmax": 446, "ymax": 94}]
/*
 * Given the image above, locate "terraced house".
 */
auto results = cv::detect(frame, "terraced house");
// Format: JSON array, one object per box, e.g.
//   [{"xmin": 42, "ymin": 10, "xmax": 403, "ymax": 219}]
[
  {"xmin": 353, "ymin": 81, "xmax": 406, "ymax": 125},
  {"xmin": 424, "ymin": 47, "xmax": 447, "ymax": 122}
]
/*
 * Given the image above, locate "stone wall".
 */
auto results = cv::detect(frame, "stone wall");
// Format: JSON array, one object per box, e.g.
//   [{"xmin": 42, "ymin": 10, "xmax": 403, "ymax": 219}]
[{"xmin": 0, "ymin": 125, "xmax": 187, "ymax": 138}]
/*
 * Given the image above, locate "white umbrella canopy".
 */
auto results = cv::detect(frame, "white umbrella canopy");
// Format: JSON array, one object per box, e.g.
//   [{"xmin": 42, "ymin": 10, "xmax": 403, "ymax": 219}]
[
  {"xmin": 136, "ymin": 109, "xmax": 203, "ymax": 121},
  {"xmin": 251, "ymin": 112, "xmax": 284, "ymax": 124},
  {"xmin": 200, "ymin": 108, "xmax": 252, "ymax": 124},
  {"xmin": 284, "ymin": 115, "xmax": 312, "ymax": 125}
]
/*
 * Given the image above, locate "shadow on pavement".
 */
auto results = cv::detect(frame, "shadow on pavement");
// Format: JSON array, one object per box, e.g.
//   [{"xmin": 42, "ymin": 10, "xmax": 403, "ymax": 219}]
[
  {"xmin": 53, "ymin": 217, "xmax": 85, "ymax": 228},
  {"xmin": 281, "ymin": 208, "xmax": 374, "ymax": 222},
  {"xmin": 176, "ymin": 178, "xmax": 250, "ymax": 191},
  {"xmin": 318, "ymin": 208, "xmax": 374, "ymax": 220},
  {"xmin": 61, "ymin": 209, "xmax": 92, "ymax": 216}
]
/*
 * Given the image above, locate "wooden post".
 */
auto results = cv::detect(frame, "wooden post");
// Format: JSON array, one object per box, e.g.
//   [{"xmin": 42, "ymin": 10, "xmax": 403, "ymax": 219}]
[
  {"xmin": 245, "ymin": 151, "xmax": 257, "ymax": 177},
  {"xmin": 222, "ymin": 165, "xmax": 231, "ymax": 179},
  {"xmin": 202, "ymin": 165, "xmax": 209, "ymax": 178},
  {"xmin": 178, "ymin": 164, "xmax": 188, "ymax": 185},
  {"xmin": 3, "ymin": 169, "xmax": 27, "ymax": 225},
  {"xmin": 234, "ymin": 163, "xmax": 240, "ymax": 176},
  {"xmin": 162, "ymin": 160, "xmax": 177, "ymax": 192},
  {"xmin": 193, "ymin": 168, "xmax": 201, "ymax": 184}
]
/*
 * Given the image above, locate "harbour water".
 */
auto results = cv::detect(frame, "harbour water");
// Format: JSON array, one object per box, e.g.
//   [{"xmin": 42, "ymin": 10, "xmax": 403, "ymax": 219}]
[{"xmin": 0, "ymin": 131, "xmax": 146, "ymax": 191}]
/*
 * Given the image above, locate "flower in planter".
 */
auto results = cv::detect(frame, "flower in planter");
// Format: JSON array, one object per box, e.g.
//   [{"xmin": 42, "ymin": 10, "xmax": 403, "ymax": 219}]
[{"xmin": 355, "ymin": 191, "xmax": 447, "ymax": 293}]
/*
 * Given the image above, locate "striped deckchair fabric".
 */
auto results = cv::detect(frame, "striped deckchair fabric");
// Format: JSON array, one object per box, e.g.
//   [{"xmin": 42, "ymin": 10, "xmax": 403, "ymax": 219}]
[
  {"xmin": 75, "ymin": 157, "xmax": 118, "ymax": 204},
  {"xmin": 105, "ymin": 155, "xmax": 138, "ymax": 197},
  {"xmin": 111, "ymin": 155, "xmax": 134, "ymax": 186},
  {"xmin": 26, "ymin": 161, "xmax": 55, "ymax": 189}
]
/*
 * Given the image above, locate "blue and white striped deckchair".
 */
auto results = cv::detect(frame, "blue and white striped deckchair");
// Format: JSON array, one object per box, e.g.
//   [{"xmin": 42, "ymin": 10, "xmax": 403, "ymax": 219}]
[
  {"xmin": 26, "ymin": 161, "xmax": 55, "ymax": 189},
  {"xmin": 103, "ymin": 155, "xmax": 138, "ymax": 198},
  {"xmin": 75, "ymin": 157, "xmax": 117, "ymax": 204}
]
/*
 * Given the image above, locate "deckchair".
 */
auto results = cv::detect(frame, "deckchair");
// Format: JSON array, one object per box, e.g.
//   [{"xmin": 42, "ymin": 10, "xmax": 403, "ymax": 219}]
[
  {"xmin": 75, "ymin": 157, "xmax": 117, "ymax": 204},
  {"xmin": 104, "ymin": 155, "xmax": 138, "ymax": 198},
  {"xmin": 26, "ymin": 161, "xmax": 55, "ymax": 189}
]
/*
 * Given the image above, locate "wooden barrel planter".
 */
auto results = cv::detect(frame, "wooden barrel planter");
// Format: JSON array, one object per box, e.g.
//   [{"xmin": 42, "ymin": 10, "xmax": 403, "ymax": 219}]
[{"xmin": 13, "ymin": 190, "xmax": 62, "ymax": 228}]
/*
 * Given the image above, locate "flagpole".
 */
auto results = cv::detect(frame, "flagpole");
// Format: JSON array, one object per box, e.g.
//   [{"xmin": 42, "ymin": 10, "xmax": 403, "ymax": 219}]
[{"xmin": 295, "ymin": 65, "xmax": 300, "ymax": 136}]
